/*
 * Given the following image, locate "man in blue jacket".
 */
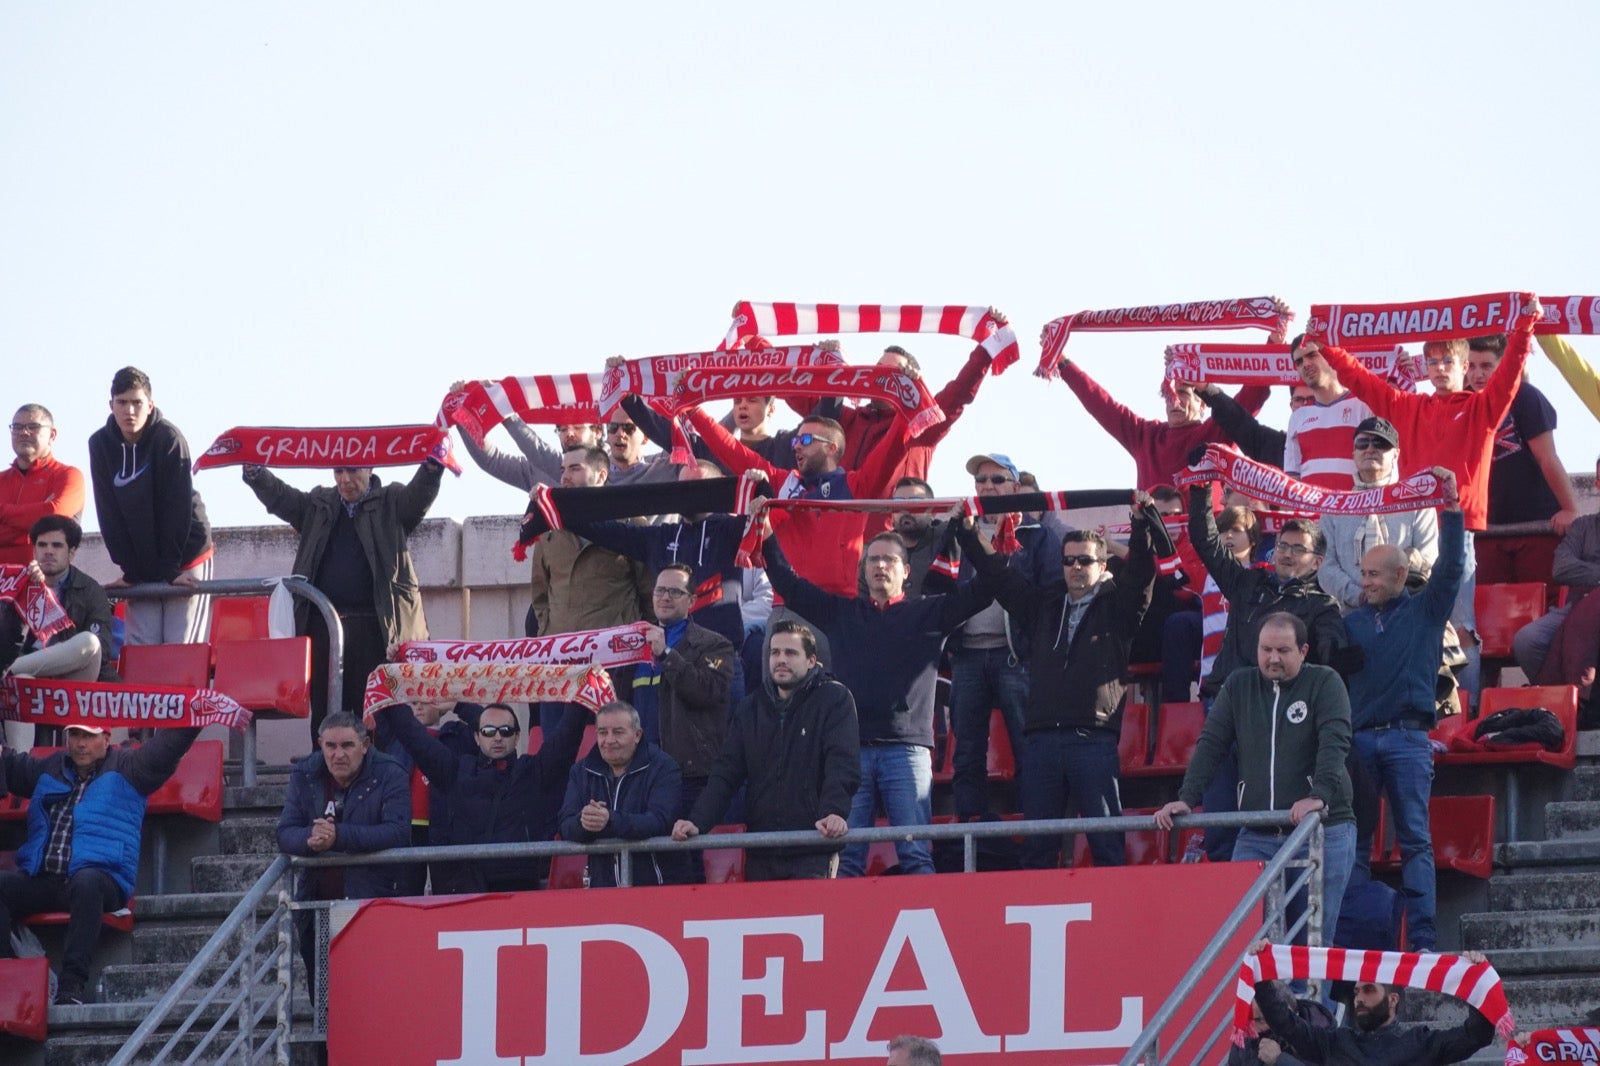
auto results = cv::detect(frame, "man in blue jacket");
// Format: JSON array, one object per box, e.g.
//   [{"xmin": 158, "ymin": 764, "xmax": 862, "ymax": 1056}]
[
  {"xmin": 1344, "ymin": 467, "xmax": 1464, "ymax": 953},
  {"xmin": 558, "ymin": 702, "xmax": 682, "ymax": 887},
  {"xmin": 0, "ymin": 721, "xmax": 199, "ymax": 1004}
]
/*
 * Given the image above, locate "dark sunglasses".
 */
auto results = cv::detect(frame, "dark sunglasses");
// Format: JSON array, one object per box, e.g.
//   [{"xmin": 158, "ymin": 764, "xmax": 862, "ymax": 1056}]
[
  {"xmin": 792, "ymin": 432, "xmax": 827, "ymax": 448},
  {"xmin": 1062, "ymin": 554, "xmax": 1101, "ymax": 568},
  {"xmin": 477, "ymin": 725, "xmax": 519, "ymax": 738},
  {"xmin": 606, "ymin": 422, "xmax": 638, "ymax": 434},
  {"xmin": 974, "ymin": 474, "xmax": 1013, "ymax": 486},
  {"xmin": 1352, "ymin": 436, "xmax": 1394, "ymax": 451}
]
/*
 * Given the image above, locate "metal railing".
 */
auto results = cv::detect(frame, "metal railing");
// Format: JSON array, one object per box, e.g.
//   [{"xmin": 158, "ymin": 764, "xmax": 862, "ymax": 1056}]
[
  {"xmin": 111, "ymin": 810, "xmax": 1316, "ymax": 1063},
  {"xmin": 110, "ymin": 575, "xmax": 343, "ymax": 786}
]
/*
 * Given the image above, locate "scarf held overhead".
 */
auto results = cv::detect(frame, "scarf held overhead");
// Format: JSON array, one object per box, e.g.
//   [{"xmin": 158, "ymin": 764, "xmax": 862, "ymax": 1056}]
[
  {"xmin": 361, "ymin": 661, "xmax": 616, "ymax": 720},
  {"xmin": 597, "ymin": 346, "xmax": 844, "ymax": 420},
  {"xmin": 439, "ymin": 374, "xmax": 604, "ymax": 447},
  {"xmin": 1164, "ymin": 343, "xmax": 1419, "ymax": 389},
  {"xmin": 1036, "ymin": 296, "xmax": 1295, "ymax": 378},
  {"xmin": 514, "ymin": 476, "xmax": 768, "ymax": 558},
  {"xmin": 1235, "ymin": 944, "xmax": 1514, "ymax": 1046},
  {"xmin": 0, "ymin": 677, "xmax": 253, "ymax": 732},
  {"xmin": 1536, "ymin": 295, "xmax": 1600, "ymax": 335},
  {"xmin": 719, "ymin": 301, "xmax": 1022, "ymax": 374},
  {"xmin": 0, "ymin": 566, "xmax": 73, "ymax": 643},
  {"xmin": 1307, "ymin": 291, "xmax": 1536, "ymax": 346},
  {"xmin": 664, "ymin": 364, "xmax": 945, "ymax": 438},
  {"xmin": 394, "ymin": 623, "xmax": 655, "ymax": 671},
  {"xmin": 194, "ymin": 425, "xmax": 460, "ymax": 475},
  {"xmin": 1178, "ymin": 445, "xmax": 1451, "ymax": 515}
]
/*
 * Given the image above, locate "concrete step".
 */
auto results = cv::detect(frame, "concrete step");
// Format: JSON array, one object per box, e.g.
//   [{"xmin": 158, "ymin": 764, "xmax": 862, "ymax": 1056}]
[
  {"xmin": 1478, "ymin": 945, "xmax": 1600, "ymax": 975},
  {"xmin": 219, "ymin": 815, "xmax": 282, "ymax": 856},
  {"xmin": 1461, "ymin": 908, "xmax": 1600, "ymax": 951},
  {"xmin": 1497, "ymin": 836, "xmax": 1600, "ymax": 869},
  {"xmin": 129, "ymin": 920, "xmax": 256, "ymax": 966},
  {"xmin": 1575, "ymin": 765, "xmax": 1600, "ymax": 802},
  {"xmin": 1489, "ymin": 871, "xmax": 1600, "ymax": 911},
  {"xmin": 34, "ymin": 1001, "xmax": 317, "ymax": 1066},
  {"xmin": 100, "ymin": 958, "xmax": 250, "ymax": 1003},
  {"xmin": 191, "ymin": 853, "xmax": 279, "ymax": 894},
  {"xmin": 1404, "ymin": 977, "xmax": 1600, "ymax": 1031},
  {"xmin": 223, "ymin": 782, "xmax": 289, "ymax": 812},
  {"xmin": 1547, "ymin": 801, "xmax": 1600, "ymax": 840}
]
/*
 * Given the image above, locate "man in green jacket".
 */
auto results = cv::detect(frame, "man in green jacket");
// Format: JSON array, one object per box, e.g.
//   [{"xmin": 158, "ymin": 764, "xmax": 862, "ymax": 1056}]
[{"xmin": 1155, "ymin": 612, "xmax": 1357, "ymax": 947}]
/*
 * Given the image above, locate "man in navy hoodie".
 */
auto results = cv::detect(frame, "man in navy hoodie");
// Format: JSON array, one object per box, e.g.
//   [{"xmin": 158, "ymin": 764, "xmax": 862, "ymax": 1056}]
[
  {"xmin": 87, "ymin": 366, "xmax": 214, "ymax": 646},
  {"xmin": 1344, "ymin": 467, "xmax": 1464, "ymax": 953}
]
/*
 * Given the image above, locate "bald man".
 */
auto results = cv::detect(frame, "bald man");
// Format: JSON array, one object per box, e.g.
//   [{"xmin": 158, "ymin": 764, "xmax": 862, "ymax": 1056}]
[{"xmin": 1342, "ymin": 468, "xmax": 1463, "ymax": 954}]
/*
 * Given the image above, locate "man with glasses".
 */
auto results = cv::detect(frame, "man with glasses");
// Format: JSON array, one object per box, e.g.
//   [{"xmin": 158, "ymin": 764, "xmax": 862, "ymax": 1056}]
[
  {"xmin": 0, "ymin": 405, "xmax": 85, "ymax": 567},
  {"xmin": 376, "ymin": 700, "xmax": 589, "ymax": 893},
  {"xmin": 957, "ymin": 495, "xmax": 1159, "ymax": 870},
  {"xmin": 602, "ymin": 417, "xmax": 678, "ymax": 489},
  {"xmin": 1318, "ymin": 418, "xmax": 1439, "ymax": 612}
]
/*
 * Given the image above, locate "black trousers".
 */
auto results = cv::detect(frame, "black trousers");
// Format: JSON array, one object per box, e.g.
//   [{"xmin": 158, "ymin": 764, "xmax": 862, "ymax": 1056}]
[
  {"xmin": 306, "ymin": 609, "xmax": 387, "ymax": 740},
  {"xmin": 0, "ymin": 869, "xmax": 125, "ymax": 990}
]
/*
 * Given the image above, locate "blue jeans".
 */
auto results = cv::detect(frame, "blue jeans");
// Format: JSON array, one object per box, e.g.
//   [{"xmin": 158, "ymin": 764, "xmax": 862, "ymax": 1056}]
[
  {"xmin": 1018, "ymin": 728, "xmax": 1123, "ymax": 869},
  {"xmin": 1233, "ymin": 820, "xmax": 1357, "ymax": 949},
  {"xmin": 1352, "ymin": 727, "xmax": 1437, "ymax": 950},
  {"xmin": 839, "ymin": 744, "xmax": 934, "ymax": 876},
  {"xmin": 948, "ymin": 646, "xmax": 1029, "ymax": 819}
]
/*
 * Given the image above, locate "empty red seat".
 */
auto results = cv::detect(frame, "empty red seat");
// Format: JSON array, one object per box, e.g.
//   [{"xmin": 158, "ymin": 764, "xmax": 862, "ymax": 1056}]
[
  {"xmin": 702, "ymin": 824, "xmax": 746, "ymax": 884},
  {"xmin": 1124, "ymin": 702, "xmax": 1205, "ymax": 778},
  {"xmin": 144, "ymin": 739, "xmax": 225, "ymax": 822},
  {"xmin": 211, "ymin": 638, "xmax": 312, "ymax": 719},
  {"xmin": 120, "ymin": 642, "xmax": 212, "ymax": 690},
  {"xmin": 1431, "ymin": 795, "xmax": 1495, "ymax": 878},
  {"xmin": 25, "ymin": 901, "xmax": 135, "ymax": 934},
  {"xmin": 546, "ymin": 853, "xmax": 589, "ymax": 890},
  {"xmin": 209, "ymin": 595, "xmax": 272, "ymax": 643},
  {"xmin": 1118, "ymin": 702, "xmax": 1152, "ymax": 777},
  {"xmin": 863, "ymin": 840, "xmax": 900, "ymax": 876},
  {"xmin": 0, "ymin": 957, "xmax": 49, "ymax": 1041},
  {"xmin": 1474, "ymin": 583, "xmax": 1547, "ymax": 659},
  {"xmin": 986, "ymin": 709, "xmax": 1016, "ymax": 781}
]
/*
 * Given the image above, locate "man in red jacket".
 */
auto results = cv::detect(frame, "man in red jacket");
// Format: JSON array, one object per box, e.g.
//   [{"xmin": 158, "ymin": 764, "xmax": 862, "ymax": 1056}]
[{"xmin": 0, "ymin": 404, "xmax": 85, "ymax": 567}]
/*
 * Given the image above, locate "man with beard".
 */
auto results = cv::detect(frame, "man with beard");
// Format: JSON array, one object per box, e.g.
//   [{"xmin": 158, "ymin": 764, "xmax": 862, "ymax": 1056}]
[
  {"xmin": 857, "ymin": 477, "xmax": 950, "ymax": 599},
  {"xmin": 1248, "ymin": 940, "xmax": 1497, "ymax": 1064}
]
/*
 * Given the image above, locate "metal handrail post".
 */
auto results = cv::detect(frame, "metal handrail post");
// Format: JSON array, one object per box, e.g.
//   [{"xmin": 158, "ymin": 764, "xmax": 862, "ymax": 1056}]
[{"xmin": 275, "ymin": 872, "xmax": 293, "ymax": 1066}]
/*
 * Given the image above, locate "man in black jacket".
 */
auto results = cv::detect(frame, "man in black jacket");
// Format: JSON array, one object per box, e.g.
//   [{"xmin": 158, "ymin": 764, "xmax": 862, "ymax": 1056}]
[
  {"xmin": 763, "ymin": 531, "xmax": 989, "ymax": 877},
  {"xmin": 672, "ymin": 621, "xmax": 860, "ymax": 881},
  {"xmin": 957, "ymin": 493, "xmax": 1157, "ymax": 869},
  {"xmin": 1, "ymin": 516, "xmax": 118, "ymax": 747}
]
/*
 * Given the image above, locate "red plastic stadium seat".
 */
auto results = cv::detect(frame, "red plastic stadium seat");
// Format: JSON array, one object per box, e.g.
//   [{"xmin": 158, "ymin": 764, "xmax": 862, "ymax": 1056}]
[
  {"xmin": 986, "ymin": 709, "xmax": 1017, "ymax": 781},
  {"xmin": 546, "ymin": 853, "xmax": 588, "ymax": 890},
  {"xmin": 209, "ymin": 595, "xmax": 272, "ymax": 644},
  {"xmin": 119, "ymin": 642, "xmax": 212, "ymax": 690},
  {"xmin": 1431, "ymin": 795, "xmax": 1495, "ymax": 878},
  {"xmin": 1435, "ymin": 685, "xmax": 1580, "ymax": 771},
  {"xmin": 524, "ymin": 725, "xmax": 544, "ymax": 754},
  {"xmin": 1124, "ymin": 702, "xmax": 1205, "ymax": 778},
  {"xmin": 25, "ymin": 901, "xmax": 135, "ymax": 935},
  {"xmin": 1118, "ymin": 702, "xmax": 1152, "ymax": 777},
  {"xmin": 211, "ymin": 638, "xmax": 312, "ymax": 719},
  {"xmin": 144, "ymin": 739, "xmax": 225, "ymax": 822},
  {"xmin": 1474, "ymin": 583, "xmax": 1547, "ymax": 659},
  {"xmin": 863, "ymin": 840, "xmax": 901, "ymax": 876},
  {"xmin": 577, "ymin": 725, "xmax": 597, "ymax": 761},
  {"xmin": 0, "ymin": 957, "xmax": 49, "ymax": 1041},
  {"xmin": 702, "ymin": 824, "xmax": 746, "ymax": 884}
]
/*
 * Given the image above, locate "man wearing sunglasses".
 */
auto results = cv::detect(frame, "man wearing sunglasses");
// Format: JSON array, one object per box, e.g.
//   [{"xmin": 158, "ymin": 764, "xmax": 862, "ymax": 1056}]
[
  {"xmin": 0, "ymin": 403, "xmax": 85, "ymax": 567},
  {"xmin": 1317, "ymin": 418, "xmax": 1440, "ymax": 613},
  {"xmin": 957, "ymin": 493, "xmax": 1159, "ymax": 870},
  {"xmin": 376, "ymin": 701, "xmax": 589, "ymax": 894}
]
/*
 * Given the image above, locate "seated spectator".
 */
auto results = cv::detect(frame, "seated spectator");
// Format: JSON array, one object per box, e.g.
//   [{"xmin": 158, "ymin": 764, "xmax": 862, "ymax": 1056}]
[
  {"xmin": 1317, "ymin": 418, "xmax": 1439, "ymax": 612},
  {"xmin": 1515, "ymin": 456, "xmax": 1600, "ymax": 681},
  {"xmin": 0, "ymin": 403, "xmax": 85, "ymax": 566},
  {"xmin": 1, "ymin": 720, "xmax": 201, "ymax": 1004},
  {"xmin": 276, "ymin": 712, "xmax": 409, "ymax": 995},
  {"xmin": 371, "ymin": 700, "xmax": 482, "ymax": 896},
  {"xmin": 376, "ymin": 701, "xmax": 587, "ymax": 893},
  {"xmin": 0, "ymin": 516, "xmax": 118, "ymax": 747},
  {"xmin": 557, "ymin": 702, "xmax": 682, "ymax": 887}
]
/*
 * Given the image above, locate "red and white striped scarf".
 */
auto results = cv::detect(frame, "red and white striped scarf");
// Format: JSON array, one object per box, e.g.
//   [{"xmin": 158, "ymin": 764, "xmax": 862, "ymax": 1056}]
[
  {"xmin": 0, "ymin": 677, "xmax": 253, "ymax": 732},
  {"xmin": 0, "ymin": 566, "xmax": 72, "ymax": 643},
  {"xmin": 361, "ymin": 662, "xmax": 615, "ymax": 722},
  {"xmin": 193, "ymin": 425, "xmax": 461, "ymax": 475},
  {"xmin": 1177, "ymin": 445, "xmax": 1451, "ymax": 516},
  {"xmin": 439, "ymin": 374, "xmax": 603, "ymax": 446},
  {"xmin": 1036, "ymin": 296, "xmax": 1294, "ymax": 378},
  {"xmin": 597, "ymin": 345, "xmax": 843, "ymax": 419},
  {"xmin": 719, "ymin": 301, "xmax": 1022, "ymax": 373},
  {"xmin": 1536, "ymin": 295, "xmax": 1600, "ymax": 335},
  {"xmin": 1307, "ymin": 291, "xmax": 1535, "ymax": 347},
  {"xmin": 1235, "ymin": 944, "xmax": 1515, "ymax": 1046},
  {"xmin": 1507, "ymin": 1029, "xmax": 1600, "ymax": 1065},
  {"xmin": 1164, "ymin": 343, "xmax": 1419, "ymax": 390},
  {"xmin": 394, "ymin": 623, "xmax": 655, "ymax": 671}
]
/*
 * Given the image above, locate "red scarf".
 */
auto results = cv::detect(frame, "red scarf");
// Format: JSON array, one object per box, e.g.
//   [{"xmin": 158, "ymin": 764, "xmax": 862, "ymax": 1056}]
[
  {"xmin": 719, "ymin": 301, "xmax": 1021, "ymax": 373},
  {"xmin": 1507, "ymin": 1029, "xmax": 1600, "ymax": 1064},
  {"xmin": 194, "ymin": 425, "xmax": 460, "ymax": 475},
  {"xmin": 361, "ymin": 662, "xmax": 615, "ymax": 722},
  {"xmin": 1536, "ymin": 295, "xmax": 1600, "ymax": 334},
  {"xmin": 598, "ymin": 345, "xmax": 844, "ymax": 419},
  {"xmin": 1165, "ymin": 343, "xmax": 1419, "ymax": 390},
  {"xmin": 394, "ymin": 623, "xmax": 655, "ymax": 671},
  {"xmin": 1036, "ymin": 296, "xmax": 1294, "ymax": 377},
  {"xmin": 0, "ymin": 677, "xmax": 252, "ymax": 731},
  {"xmin": 1237, "ymin": 944, "xmax": 1515, "ymax": 1047},
  {"xmin": 0, "ymin": 566, "xmax": 72, "ymax": 643},
  {"xmin": 1307, "ymin": 291, "xmax": 1534, "ymax": 346},
  {"xmin": 438, "ymin": 374, "xmax": 603, "ymax": 446},
  {"xmin": 1177, "ymin": 445, "xmax": 1451, "ymax": 515},
  {"xmin": 662, "ymin": 364, "xmax": 945, "ymax": 438}
]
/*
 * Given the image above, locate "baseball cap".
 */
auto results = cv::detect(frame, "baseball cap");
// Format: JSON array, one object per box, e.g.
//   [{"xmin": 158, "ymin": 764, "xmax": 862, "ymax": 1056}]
[
  {"xmin": 965, "ymin": 453, "xmax": 1019, "ymax": 479},
  {"xmin": 1353, "ymin": 417, "xmax": 1400, "ymax": 449},
  {"xmin": 65, "ymin": 724, "xmax": 107, "ymax": 735}
]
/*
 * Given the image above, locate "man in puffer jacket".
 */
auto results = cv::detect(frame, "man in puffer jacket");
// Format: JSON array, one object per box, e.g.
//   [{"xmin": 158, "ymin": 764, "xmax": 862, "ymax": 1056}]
[{"xmin": 558, "ymin": 702, "xmax": 681, "ymax": 887}]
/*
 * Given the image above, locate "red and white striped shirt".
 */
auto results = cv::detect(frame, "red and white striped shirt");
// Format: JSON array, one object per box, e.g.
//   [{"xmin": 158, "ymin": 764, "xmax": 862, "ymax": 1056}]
[{"xmin": 1284, "ymin": 392, "xmax": 1371, "ymax": 489}]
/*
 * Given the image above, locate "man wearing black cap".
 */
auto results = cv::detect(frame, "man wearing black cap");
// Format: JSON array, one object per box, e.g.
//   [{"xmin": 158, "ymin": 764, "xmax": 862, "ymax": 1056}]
[
  {"xmin": 0, "ymin": 721, "xmax": 200, "ymax": 1004},
  {"xmin": 1316, "ymin": 417, "xmax": 1440, "ymax": 613}
]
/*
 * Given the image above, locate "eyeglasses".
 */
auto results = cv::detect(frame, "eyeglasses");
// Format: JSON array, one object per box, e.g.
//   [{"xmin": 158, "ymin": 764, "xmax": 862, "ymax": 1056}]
[
  {"xmin": 606, "ymin": 423, "xmax": 638, "ymax": 435},
  {"xmin": 792, "ymin": 432, "xmax": 830, "ymax": 448},
  {"xmin": 974, "ymin": 474, "xmax": 1013, "ymax": 486},
  {"xmin": 477, "ymin": 725, "xmax": 520, "ymax": 738},
  {"xmin": 1352, "ymin": 436, "xmax": 1394, "ymax": 451},
  {"xmin": 652, "ymin": 586, "xmax": 690, "ymax": 599},
  {"xmin": 1423, "ymin": 357, "xmax": 1457, "ymax": 368},
  {"xmin": 1062, "ymin": 555, "xmax": 1101, "ymax": 568},
  {"xmin": 8, "ymin": 423, "xmax": 49, "ymax": 434},
  {"xmin": 1276, "ymin": 543, "xmax": 1317, "ymax": 558}
]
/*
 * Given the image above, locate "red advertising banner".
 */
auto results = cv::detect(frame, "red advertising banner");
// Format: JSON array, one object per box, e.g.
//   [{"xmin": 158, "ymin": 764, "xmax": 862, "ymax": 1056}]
[{"xmin": 328, "ymin": 862, "xmax": 1260, "ymax": 1065}]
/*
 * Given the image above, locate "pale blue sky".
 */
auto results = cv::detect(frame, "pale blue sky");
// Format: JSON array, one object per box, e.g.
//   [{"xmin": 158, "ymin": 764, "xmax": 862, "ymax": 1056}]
[{"xmin": 6, "ymin": 3, "xmax": 1598, "ymax": 532}]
